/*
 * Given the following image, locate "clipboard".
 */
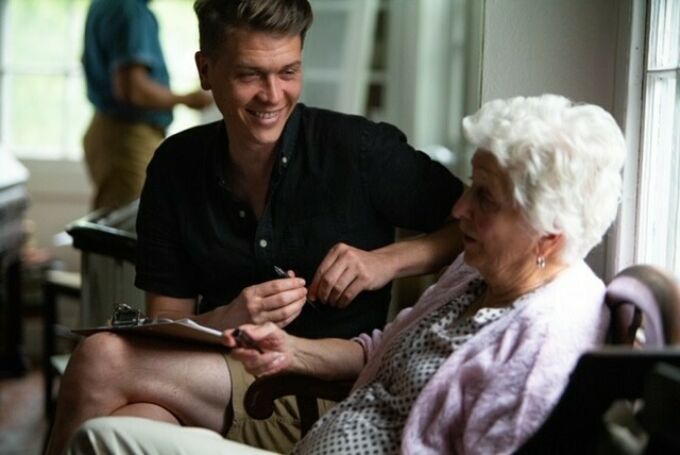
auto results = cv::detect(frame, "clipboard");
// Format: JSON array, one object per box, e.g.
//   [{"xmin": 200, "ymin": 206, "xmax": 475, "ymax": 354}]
[{"xmin": 72, "ymin": 304, "xmax": 224, "ymax": 347}]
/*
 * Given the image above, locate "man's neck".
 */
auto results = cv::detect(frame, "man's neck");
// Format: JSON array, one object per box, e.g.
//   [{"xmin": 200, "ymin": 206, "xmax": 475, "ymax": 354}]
[
  {"xmin": 227, "ymin": 131, "xmax": 278, "ymax": 179},
  {"xmin": 226, "ymin": 135, "xmax": 279, "ymax": 219}
]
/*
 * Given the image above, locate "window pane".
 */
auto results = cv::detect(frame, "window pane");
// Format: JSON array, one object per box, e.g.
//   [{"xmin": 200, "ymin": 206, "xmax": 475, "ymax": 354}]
[
  {"xmin": 7, "ymin": 0, "xmax": 70, "ymax": 68},
  {"xmin": 7, "ymin": 74, "xmax": 65, "ymax": 152},
  {"xmin": 65, "ymin": 74, "xmax": 93, "ymax": 158},
  {"xmin": 69, "ymin": 0, "xmax": 90, "ymax": 65},
  {"xmin": 647, "ymin": 0, "xmax": 680, "ymax": 70},
  {"xmin": 637, "ymin": 72, "xmax": 679, "ymax": 270},
  {"xmin": 151, "ymin": 0, "xmax": 201, "ymax": 87},
  {"xmin": 151, "ymin": 0, "xmax": 205, "ymax": 136},
  {"xmin": 3, "ymin": 0, "xmax": 90, "ymax": 160}
]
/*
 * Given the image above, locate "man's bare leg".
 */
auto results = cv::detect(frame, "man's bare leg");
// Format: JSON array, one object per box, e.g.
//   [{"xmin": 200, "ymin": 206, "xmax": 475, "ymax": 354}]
[{"xmin": 46, "ymin": 332, "xmax": 232, "ymax": 455}]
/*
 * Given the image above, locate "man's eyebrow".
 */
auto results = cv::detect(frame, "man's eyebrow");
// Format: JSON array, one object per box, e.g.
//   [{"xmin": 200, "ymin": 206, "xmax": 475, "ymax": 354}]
[
  {"xmin": 233, "ymin": 61, "xmax": 302, "ymax": 72},
  {"xmin": 234, "ymin": 65, "xmax": 261, "ymax": 71}
]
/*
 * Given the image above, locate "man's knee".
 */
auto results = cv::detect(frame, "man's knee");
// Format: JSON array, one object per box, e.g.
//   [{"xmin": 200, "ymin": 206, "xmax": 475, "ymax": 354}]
[{"xmin": 65, "ymin": 333, "xmax": 132, "ymax": 386}]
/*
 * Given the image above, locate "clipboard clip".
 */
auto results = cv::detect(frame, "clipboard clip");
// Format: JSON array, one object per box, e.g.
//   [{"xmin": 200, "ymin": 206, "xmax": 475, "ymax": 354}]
[{"xmin": 111, "ymin": 303, "xmax": 146, "ymax": 327}]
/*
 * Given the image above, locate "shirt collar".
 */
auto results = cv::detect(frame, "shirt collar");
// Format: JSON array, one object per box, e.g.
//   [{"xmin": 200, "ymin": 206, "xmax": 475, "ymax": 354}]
[{"xmin": 213, "ymin": 104, "xmax": 302, "ymax": 188}]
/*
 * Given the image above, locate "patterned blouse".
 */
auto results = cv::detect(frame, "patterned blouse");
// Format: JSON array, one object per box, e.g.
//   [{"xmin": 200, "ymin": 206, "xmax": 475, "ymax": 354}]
[{"xmin": 293, "ymin": 279, "xmax": 514, "ymax": 454}]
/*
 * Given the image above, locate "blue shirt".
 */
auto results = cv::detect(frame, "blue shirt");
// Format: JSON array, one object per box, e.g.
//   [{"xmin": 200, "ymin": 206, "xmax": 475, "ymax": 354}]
[{"xmin": 83, "ymin": 0, "xmax": 172, "ymax": 129}]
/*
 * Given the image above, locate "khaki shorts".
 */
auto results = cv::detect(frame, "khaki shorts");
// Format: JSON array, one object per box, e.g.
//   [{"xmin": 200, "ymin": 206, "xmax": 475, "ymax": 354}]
[
  {"xmin": 83, "ymin": 112, "xmax": 164, "ymax": 210},
  {"xmin": 224, "ymin": 355, "xmax": 335, "ymax": 453}
]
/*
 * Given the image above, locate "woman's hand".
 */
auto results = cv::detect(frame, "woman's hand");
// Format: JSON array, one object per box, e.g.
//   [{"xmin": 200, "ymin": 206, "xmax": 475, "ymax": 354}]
[
  {"xmin": 225, "ymin": 324, "xmax": 367, "ymax": 381},
  {"xmin": 224, "ymin": 323, "xmax": 294, "ymax": 377}
]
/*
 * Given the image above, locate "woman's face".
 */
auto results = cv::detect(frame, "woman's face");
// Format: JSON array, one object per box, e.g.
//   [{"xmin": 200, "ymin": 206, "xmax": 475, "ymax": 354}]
[{"xmin": 453, "ymin": 150, "xmax": 540, "ymax": 282}]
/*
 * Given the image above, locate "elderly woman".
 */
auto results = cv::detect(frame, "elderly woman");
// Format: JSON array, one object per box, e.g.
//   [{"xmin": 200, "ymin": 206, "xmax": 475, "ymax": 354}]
[{"xmin": 68, "ymin": 94, "xmax": 626, "ymax": 454}]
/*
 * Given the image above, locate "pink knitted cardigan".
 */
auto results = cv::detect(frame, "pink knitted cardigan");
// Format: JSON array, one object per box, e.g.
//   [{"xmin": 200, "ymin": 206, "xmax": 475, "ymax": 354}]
[{"xmin": 353, "ymin": 254, "xmax": 608, "ymax": 454}]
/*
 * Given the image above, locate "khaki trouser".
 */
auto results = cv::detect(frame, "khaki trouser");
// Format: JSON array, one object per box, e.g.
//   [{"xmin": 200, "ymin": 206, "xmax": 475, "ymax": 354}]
[
  {"xmin": 68, "ymin": 417, "xmax": 278, "ymax": 455},
  {"xmin": 224, "ymin": 355, "xmax": 334, "ymax": 453},
  {"xmin": 83, "ymin": 112, "xmax": 164, "ymax": 210}
]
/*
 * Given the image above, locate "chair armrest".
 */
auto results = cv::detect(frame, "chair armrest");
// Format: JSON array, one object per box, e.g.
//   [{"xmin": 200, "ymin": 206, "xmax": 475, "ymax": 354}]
[{"xmin": 244, "ymin": 374, "xmax": 353, "ymax": 436}]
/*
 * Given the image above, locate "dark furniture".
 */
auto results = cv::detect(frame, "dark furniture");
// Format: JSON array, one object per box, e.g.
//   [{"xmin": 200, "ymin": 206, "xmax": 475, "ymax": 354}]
[
  {"xmin": 66, "ymin": 200, "xmax": 143, "ymax": 326},
  {"xmin": 516, "ymin": 349, "xmax": 680, "ymax": 454},
  {"xmin": 0, "ymin": 158, "xmax": 29, "ymax": 378},
  {"xmin": 42, "ymin": 269, "xmax": 81, "ymax": 419}
]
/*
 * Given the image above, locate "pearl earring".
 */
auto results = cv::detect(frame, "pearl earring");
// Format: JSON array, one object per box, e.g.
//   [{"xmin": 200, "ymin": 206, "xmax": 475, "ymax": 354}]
[{"xmin": 536, "ymin": 256, "xmax": 546, "ymax": 269}]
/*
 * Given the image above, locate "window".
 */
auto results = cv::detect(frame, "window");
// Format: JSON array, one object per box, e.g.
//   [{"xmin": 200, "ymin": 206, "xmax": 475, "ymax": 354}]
[
  {"xmin": 1, "ymin": 0, "xmax": 90, "ymax": 160},
  {"xmin": 636, "ymin": 0, "xmax": 680, "ymax": 274},
  {"xmin": 0, "ymin": 0, "xmax": 203, "ymax": 161}
]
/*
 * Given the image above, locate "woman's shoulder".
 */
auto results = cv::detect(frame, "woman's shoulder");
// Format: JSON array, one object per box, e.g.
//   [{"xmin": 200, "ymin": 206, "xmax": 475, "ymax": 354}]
[
  {"xmin": 556, "ymin": 261, "xmax": 605, "ymax": 296},
  {"xmin": 517, "ymin": 261, "xmax": 606, "ymax": 326}
]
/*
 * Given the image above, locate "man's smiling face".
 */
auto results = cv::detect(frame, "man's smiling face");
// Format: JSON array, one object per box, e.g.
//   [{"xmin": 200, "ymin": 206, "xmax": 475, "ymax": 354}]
[{"xmin": 196, "ymin": 28, "xmax": 303, "ymax": 152}]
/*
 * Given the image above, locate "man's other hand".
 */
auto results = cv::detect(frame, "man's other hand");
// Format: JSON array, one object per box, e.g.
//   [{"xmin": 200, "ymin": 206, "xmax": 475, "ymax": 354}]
[{"xmin": 309, "ymin": 243, "xmax": 395, "ymax": 309}]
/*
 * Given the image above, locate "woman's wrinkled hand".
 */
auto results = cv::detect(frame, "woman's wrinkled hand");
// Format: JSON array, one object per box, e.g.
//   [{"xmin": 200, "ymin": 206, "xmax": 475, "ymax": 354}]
[{"xmin": 223, "ymin": 323, "xmax": 294, "ymax": 377}]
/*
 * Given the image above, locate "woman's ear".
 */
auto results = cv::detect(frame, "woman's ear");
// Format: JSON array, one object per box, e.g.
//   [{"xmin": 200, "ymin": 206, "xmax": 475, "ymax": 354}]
[
  {"xmin": 537, "ymin": 233, "xmax": 564, "ymax": 260},
  {"xmin": 195, "ymin": 51, "xmax": 212, "ymax": 91}
]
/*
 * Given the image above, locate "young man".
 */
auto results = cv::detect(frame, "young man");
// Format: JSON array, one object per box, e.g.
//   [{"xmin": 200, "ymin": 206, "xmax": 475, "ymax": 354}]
[{"xmin": 46, "ymin": 1, "xmax": 464, "ymax": 453}]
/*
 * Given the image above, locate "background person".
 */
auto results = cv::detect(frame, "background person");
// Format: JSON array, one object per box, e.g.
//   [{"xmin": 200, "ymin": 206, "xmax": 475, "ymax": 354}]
[
  {"xmin": 45, "ymin": 1, "xmax": 465, "ymax": 453},
  {"xmin": 82, "ymin": 0, "xmax": 213, "ymax": 210},
  {"xmin": 67, "ymin": 94, "xmax": 627, "ymax": 454}
]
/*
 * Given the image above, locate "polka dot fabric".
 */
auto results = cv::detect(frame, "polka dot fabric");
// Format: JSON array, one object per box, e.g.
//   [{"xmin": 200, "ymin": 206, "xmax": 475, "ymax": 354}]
[{"xmin": 293, "ymin": 279, "xmax": 513, "ymax": 454}]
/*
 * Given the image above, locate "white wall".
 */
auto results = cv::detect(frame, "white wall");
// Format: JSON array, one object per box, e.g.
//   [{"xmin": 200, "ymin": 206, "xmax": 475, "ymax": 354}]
[
  {"xmin": 479, "ymin": 0, "xmax": 622, "ymax": 278},
  {"xmin": 481, "ymin": 0, "xmax": 620, "ymax": 104},
  {"xmin": 21, "ymin": 159, "xmax": 91, "ymax": 271}
]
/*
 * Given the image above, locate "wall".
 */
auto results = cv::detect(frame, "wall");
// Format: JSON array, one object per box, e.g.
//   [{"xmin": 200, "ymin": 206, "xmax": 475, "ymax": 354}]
[
  {"xmin": 479, "ymin": 0, "xmax": 622, "ymax": 277},
  {"xmin": 481, "ymin": 0, "xmax": 620, "ymax": 103},
  {"xmin": 21, "ymin": 159, "xmax": 91, "ymax": 271}
]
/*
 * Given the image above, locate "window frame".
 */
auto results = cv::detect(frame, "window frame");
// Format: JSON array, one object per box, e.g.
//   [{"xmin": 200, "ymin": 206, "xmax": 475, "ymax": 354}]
[
  {"xmin": 0, "ymin": 0, "xmax": 204, "ymax": 162},
  {"xmin": 609, "ymin": 0, "xmax": 680, "ymax": 278}
]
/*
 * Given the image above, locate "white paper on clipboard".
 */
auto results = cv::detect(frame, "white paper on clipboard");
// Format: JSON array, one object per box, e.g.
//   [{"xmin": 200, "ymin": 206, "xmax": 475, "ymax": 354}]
[{"xmin": 73, "ymin": 318, "xmax": 225, "ymax": 347}]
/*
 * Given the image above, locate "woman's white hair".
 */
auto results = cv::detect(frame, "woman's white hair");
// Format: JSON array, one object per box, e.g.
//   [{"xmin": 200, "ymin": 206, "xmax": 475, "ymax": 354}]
[{"xmin": 462, "ymin": 94, "xmax": 626, "ymax": 263}]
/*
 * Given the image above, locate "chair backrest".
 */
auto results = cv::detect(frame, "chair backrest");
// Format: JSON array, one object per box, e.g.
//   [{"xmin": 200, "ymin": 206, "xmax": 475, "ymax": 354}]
[
  {"xmin": 516, "ymin": 264, "xmax": 680, "ymax": 454},
  {"xmin": 605, "ymin": 264, "xmax": 679, "ymax": 347}
]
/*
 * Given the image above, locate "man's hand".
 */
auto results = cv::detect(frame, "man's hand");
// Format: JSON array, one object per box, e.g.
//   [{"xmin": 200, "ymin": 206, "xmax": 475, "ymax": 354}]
[
  {"xmin": 309, "ymin": 243, "xmax": 396, "ymax": 309},
  {"xmin": 224, "ymin": 323, "xmax": 292, "ymax": 377},
  {"xmin": 179, "ymin": 89, "xmax": 213, "ymax": 110},
  {"xmin": 231, "ymin": 277, "xmax": 307, "ymax": 327}
]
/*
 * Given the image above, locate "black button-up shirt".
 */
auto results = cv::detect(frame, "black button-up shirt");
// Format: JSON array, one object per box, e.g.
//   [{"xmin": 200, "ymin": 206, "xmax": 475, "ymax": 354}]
[{"xmin": 136, "ymin": 104, "xmax": 463, "ymax": 339}]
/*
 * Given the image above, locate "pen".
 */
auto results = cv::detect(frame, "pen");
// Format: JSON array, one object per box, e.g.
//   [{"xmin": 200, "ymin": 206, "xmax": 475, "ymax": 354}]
[
  {"xmin": 273, "ymin": 265, "xmax": 320, "ymax": 311},
  {"xmin": 232, "ymin": 328, "xmax": 264, "ymax": 354}
]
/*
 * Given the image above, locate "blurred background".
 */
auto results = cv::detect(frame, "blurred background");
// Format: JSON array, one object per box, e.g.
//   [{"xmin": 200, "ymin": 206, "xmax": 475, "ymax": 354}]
[{"xmin": 0, "ymin": 0, "xmax": 678, "ymax": 453}]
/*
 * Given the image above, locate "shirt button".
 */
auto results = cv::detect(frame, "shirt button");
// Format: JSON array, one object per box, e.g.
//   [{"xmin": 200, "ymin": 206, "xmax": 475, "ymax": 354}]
[
  {"xmin": 259, "ymin": 239, "xmax": 268, "ymax": 248},
  {"xmin": 238, "ymin": 210, "xmax": 246, "ymax": 218},
  {"xmin": 281, "ymin": 156, "xmax": 288, "ymax": 165}
]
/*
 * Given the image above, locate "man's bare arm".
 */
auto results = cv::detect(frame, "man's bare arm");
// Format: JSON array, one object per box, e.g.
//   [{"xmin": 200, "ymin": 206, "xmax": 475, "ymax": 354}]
[
  {"xmin": 310, "ymin": 219, "xmax": 463, "ymax": 307},
  {"xmin": 114, "ymin": 64, "xmax": 212, "ymax": 110}
]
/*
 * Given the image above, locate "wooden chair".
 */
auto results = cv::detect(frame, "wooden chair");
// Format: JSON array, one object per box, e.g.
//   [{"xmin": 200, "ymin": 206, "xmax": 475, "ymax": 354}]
[
  {"xmin": 243, "ymin": 264, "xmax": 680, "ymax": 441},
  {"xmin": 517, "ymin": 264, "xmax": 680, "ymax": 453},
  {"xmin": 42, "ymin": 269, "xmax": 82, "ymax": 420}
]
